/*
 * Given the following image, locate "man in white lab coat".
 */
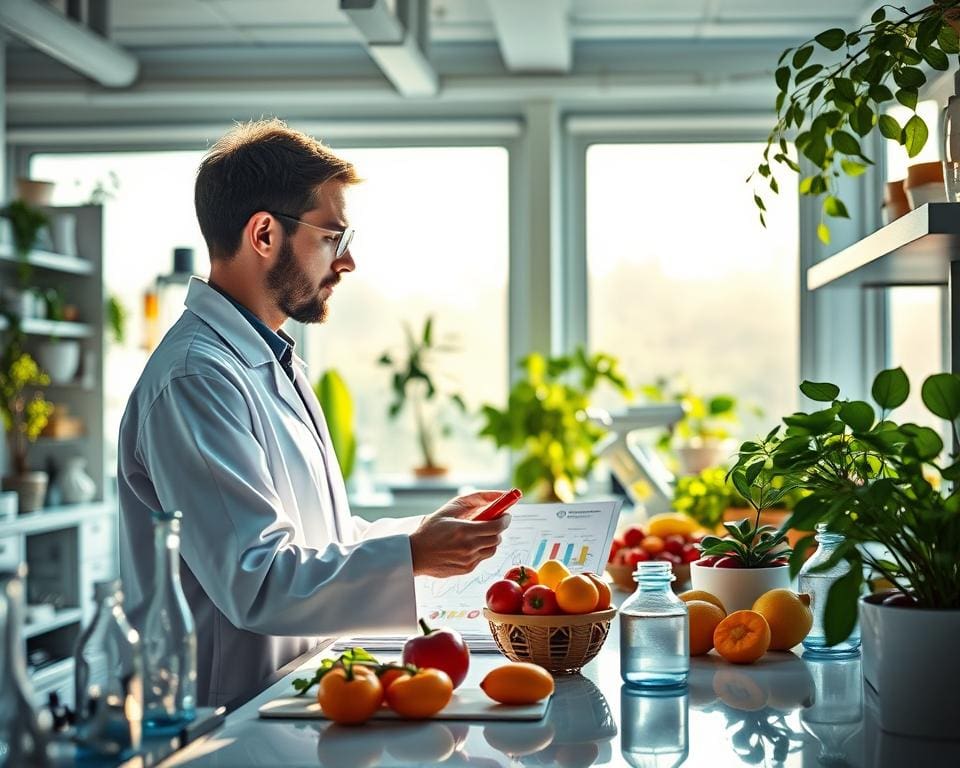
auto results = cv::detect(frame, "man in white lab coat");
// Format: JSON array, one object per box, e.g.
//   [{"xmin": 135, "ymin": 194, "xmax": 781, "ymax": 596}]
[{"xmin": 118, "ymin": 119, "xmax": 510, "ymax": 707}]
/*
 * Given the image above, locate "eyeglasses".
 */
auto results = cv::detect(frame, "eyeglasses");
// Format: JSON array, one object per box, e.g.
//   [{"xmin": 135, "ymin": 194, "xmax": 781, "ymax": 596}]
[{"xmin": 270, "ymin": 211, "xmax": 355, "ymax": 259}]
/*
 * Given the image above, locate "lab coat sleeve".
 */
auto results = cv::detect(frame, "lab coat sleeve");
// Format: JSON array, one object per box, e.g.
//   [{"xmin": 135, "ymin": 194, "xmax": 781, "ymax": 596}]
[
  {"xmin": 352, "ymin": 513, "xmax": 424, "ymax": 540},
  {"xmin": 136, "ymin": 372, "xmax": 418, "ymax": 637}
]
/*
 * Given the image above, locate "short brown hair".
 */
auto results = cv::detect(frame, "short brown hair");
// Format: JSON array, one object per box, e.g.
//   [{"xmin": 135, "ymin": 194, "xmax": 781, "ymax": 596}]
[{"xmin": 195, "ymin": 119, "xmax": 360, "ymax": 260}]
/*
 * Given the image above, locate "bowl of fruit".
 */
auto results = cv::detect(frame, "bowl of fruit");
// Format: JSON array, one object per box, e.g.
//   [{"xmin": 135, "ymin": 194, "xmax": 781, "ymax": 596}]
[
  {"xmin": 606, "ymin": 513, "xmax": 704, "ymax": 593},
  {"xmin": 483, "ymin": 561, "xmax": 616, "ymax": 674}
]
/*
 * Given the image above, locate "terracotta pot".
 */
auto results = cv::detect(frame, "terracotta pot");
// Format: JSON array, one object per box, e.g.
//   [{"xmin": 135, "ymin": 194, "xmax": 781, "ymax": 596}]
[
  {"xmin": 15, "ymin": 178, "xmax": 55, "ymax": 206},
  {"xmin": 1, "ymin": 472, "xmax": 49, "ymax": 514},
  {"xmin": 860, "ymin": 595, "xmax": 960, "ymax": 739},
  {"xmin": 904, "ymin": 161, "xmax": 947, "ymax": 209},
  {"xmin": 882, "ymin": 180, "xmax": 910, "ymax": 224},
  {"xmin": 413, "ymin": 465, "xmax": 448, "ymax": 479}
]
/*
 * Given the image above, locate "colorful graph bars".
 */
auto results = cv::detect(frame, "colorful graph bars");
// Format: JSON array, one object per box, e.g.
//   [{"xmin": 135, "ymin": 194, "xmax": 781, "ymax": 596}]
[{"xmin": 532, "ymin": 540, "xmax": 590, "ymax": 567}]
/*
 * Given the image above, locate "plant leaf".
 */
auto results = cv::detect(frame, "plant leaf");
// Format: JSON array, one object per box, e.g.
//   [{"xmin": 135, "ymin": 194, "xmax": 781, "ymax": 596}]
[
  {"xmin": 776, "ymin": 66, "xmax": 790, "ymax": 92},
  {"xmin": 895, "ymin": 87, "xmax": 918, "ymax": 111},
  {"xmin": 840, "ymin": 158, "xmax": 868, "ymax": 177},
  {"xmin": 817, "ymin": 222, "xmax": 830, "ymax": 244},
  {"xmin": 921, "ymin": 373, "xmax": 960, "ymax": 420},
  {"xmin": 792, "ymin": 45, "xmax": 814, "ymax": 69},
  {"xmin": 878, "ymin": 113, "xmax": 902, "ymax": 140},
  {"xmin": 824, "ymin": 196, "xmax": 850, "ymax": 218},
  {"xmin": 939, "ymin": 24, "xmax": 960, "ymax": 55},
  {"xmin": 903, "ymin": 114, "xmax": 929, "ymax": 158},
  {"xmin": 893, "ymin": 66, "xmax": 926, "ymax": 89},
  {"xmin": 838, "ymin": 400, "xmax": 875, "ymax": 432},
  {"xmin": 799, "ymin": 380, "xmax": 840, "ymax": 402},
  {"xmin": 815, "ymin": 28, "xmax": 846, "ymax": 51},
  {"xmin": 796, "ymin": 64, "xmax": 824, "ymax": 84},
  {"xmin": 823, "ymin": 564, "xmax": 862, "ymax": 647},
  {"xmin": 922, "ymin": 46, "xmax": 949, "ymax": 71},
  {"xmin": 831, "ymin": 131, "xmax": 861, "ymax": 156},
  {"xmin": 872, "ymin": 367, "xmax": 909, "ymax": 410}
]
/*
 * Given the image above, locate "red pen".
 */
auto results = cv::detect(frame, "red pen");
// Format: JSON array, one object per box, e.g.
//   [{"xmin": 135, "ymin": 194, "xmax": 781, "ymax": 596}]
[{"xmin": 473, "ymin": 488, "xmax": 522, "ymax": 521}]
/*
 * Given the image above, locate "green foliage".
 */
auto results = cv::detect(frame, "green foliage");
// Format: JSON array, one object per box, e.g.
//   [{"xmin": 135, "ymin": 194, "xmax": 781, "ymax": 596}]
[
  {"xmin": 754, "ymin": 2, "xmax": 960, "ymax": 242},
  {"xmin": 105, "ymin": 295, "xmax": 128, "ymax": 345},
  {"xmin": 672, "ymin": 466, "xmax": 746, "ymax": 529},
  {"xmin": 698, "ymin": 516, "xmax": 792, "ymax": 568},
  {"xmin": 729, "ymin": 368, "xmax": 960, "ymax": 644},
  {"xmin": 315, "ymin": 369, "xmax": 356, "ymax": 479},
  {"xmin": 478, "ymin": 348, "xmax": 631, "ymax": 502},
  {"xmin": 1, "ymin": 200, "xmax": 49, "ymax": 284},
  {"xmin": 378, "ymin": 316, "xmax": 466, "ymax": 470},
  {"xmin": 0, "ymin": 348, "xmax": 54, "ymax": 474}
]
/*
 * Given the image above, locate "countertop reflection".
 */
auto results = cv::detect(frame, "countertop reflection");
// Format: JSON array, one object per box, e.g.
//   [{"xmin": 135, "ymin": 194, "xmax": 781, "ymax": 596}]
[{"xmin": 163, "ymin": 613, "xmax": 959, "ymax": 767}]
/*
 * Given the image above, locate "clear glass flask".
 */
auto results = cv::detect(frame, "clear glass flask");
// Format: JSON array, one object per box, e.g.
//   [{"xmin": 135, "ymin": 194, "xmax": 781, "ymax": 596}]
[
  {"xmin": 620, "ymin": 561, "xmax": 689, "ymax": 688},
  {"xmin": 74, "ymin": 579, "xmax": 144, "ymax": 758},
  {"xmin": 0, "ymin": 566, "xmax": 50, "ymax": 767},
  {"xmin": 621, "ymin": 684, "xmax": 689, "ymax": 768},
  {"xmin": 142, "ymin": 510, "xmax": 197, "ymax": 731},
  {"xmin": 798, "ymin": 523, "xmax": 861, "ymax": 656}
]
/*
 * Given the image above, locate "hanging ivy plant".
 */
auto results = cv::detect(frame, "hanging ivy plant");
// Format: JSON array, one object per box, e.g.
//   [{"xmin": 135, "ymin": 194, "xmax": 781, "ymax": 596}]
[{"xmin": 751, "ymin": 1, "xmax": 960, "ymax": 243}]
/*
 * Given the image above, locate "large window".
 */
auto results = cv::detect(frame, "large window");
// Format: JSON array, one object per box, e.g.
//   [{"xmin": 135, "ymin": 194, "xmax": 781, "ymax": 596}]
[
  {"xmin": 304, "ymin": 147, "xmax": 510, "ymax": 482},
  {"xmin": 586, "ymin": 142, "xmax": 800, "ymax": 435}
]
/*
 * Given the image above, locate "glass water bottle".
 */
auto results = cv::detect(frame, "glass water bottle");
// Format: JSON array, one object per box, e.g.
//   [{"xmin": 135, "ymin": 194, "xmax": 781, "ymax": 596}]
[
  {"xmin": 799, "ymin": 523, "xmax": 861, "ymax": 656},
  {"xmin": 0, "ymin": 567, "xmax": 50, "ymax": 767},
  {"xmin": 142, "ymin": 510, "xmax": 197, "ymax": 731},
  {"xmin": 620, "ymin": 561, "xmax": 689, "ymax": 688},
  {"xmin": 74, "ymin": 579, "xmax": 144, "ymax": 758}
]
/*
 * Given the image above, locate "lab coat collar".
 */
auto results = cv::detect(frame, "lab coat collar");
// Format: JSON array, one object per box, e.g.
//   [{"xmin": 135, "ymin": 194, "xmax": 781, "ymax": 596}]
[{"xmin": 184, "ymin": 278, "xmax": 276, "ymax": 369}]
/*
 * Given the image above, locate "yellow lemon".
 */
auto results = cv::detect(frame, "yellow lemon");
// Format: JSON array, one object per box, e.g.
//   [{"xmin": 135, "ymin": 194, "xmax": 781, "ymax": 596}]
[
  {"xmin": 752, "ymin": 589, "xmax": 813, "ymax": 651},
  {"xmin": 537, "ymin": 559, "xmax": 570, "ymax": 591},
  {"xmin": 679, "ymin": 589, "xmax": 727, "ymax": 616},
  {"xmin": 646, "ymin": 513, "xmax": 700, "ymax": 538}
]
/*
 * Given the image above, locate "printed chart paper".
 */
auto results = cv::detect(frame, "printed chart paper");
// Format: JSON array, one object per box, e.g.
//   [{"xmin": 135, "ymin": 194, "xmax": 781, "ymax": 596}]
[{"xmin": 415, "ymin": 499, "xmax": 622, "ymax": 636}]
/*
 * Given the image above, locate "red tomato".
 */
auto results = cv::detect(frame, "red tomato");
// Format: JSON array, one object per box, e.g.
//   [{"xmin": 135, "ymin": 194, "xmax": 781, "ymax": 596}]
[
  {"xmin": 681, "ymin": 545, "xmax": 702, "ymax": 563},
  {"xmin": 522, "ymin": 585, "xmax": 558, "ymax": 615},
  {"xmin": 659, "ymin": 552, "xmax": 682, "ymax": 566},
  {"xmin": 622, "ymin": 526, "xmax": 645, "ymax": 548},
  {"xmin": 695, "ymin": 555, "xmax": 721, "ymax": 567},
  {"xmin": 402, "ymin": 620, "xmax": 470, "ymax": 689},
  {"xmin": 504, "ymin": 565, "xmax": 539, "ymax": 592},
  {"xmin": 486, "ymin": 579, "xmax": 524, "ymax": 613},
  {"xmin": 625, "ymin": 549, "xmax": 650, "ymax": 567},
  {"xmin": 608, "ymin": 537, "xmax": 626, "ymax": 563},
  {"xmin": 663, "ymin": 535, "xmax": 686, "ymax": 556},
  {"xmin": 715, "ymin": 556, "xmax": 744, "ymax": 568}
]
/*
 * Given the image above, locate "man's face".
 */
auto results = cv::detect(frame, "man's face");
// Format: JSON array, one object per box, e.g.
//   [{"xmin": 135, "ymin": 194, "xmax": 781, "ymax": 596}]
[{"xmin": 266, "ymin": 180, "xmax": 354, "ymax": 324}]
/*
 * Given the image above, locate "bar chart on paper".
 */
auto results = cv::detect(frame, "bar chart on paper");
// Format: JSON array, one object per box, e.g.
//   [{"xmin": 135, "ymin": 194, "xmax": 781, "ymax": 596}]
[{"xmin": 415, "ymin": 500, "xmax": 621, "ymax": 635}]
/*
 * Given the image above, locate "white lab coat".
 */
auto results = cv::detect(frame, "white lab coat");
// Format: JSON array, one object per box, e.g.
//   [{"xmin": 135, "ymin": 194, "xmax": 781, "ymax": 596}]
[{"xmin": 118, "ymin": 278, "xmax": 420, "ymax": 707}]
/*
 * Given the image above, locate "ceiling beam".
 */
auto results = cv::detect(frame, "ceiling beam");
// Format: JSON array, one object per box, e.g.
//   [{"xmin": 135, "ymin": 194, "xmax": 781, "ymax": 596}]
[
  {"xmin": 0, "ymin": 0, "xmax": 137, "ymax": 87},
  {"xmin": 340, "ymin": 0, "xmax": 438, "ymax": 97},
  {"xmin": 488, "ymin": 0, "xmax": 572, "ymax": 73}
]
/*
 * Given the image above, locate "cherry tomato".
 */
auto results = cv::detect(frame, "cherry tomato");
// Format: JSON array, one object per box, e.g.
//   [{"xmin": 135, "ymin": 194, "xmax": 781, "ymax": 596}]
[
  {"xmin": 486, "ymin": 579, "xmax": 524, "ymax": 613},
  {"xmin": 623, "ymin": 526, "xmax": 645, "ymax": 548},
  {"xmin": 625, "ymin": 549, "xmax": 650, "ymax": 567},
  {"xmin": 503, "ymin": 565, "xmax": 539, "ymax": 592},
  {"xmin": 659, "ymin": 551, "xmax": 682, "ymax": 566},
  {"xmin": 378, "ymin": 665, "xmax": 413, "ymax": 693},
  {"xmin": 608, "ymin": 537, "xmax": 626, "ymax": 564},
  {"xmin": 663, "ymin": 535, "xmax": 686, "ymax": 556},
  {"xmin": 522, "ymin": 585, "xmax": 559, "ymax": 615},
  {"xmin": 695, "ymin": 555, "xmax": 721, "ymax": 567},
  {"xmin": 317, "ymin": 665, "xmax": 383, "ymax": 725},
  {"xmin": 715, "ymin": 556, "xmax": 744, "ymax": 568},
  {"xmin": 681, "ymin": 545, "xmax": 702, "ymax": 563},
  {"xmin": 386, "ymin": 668, "xmax": 454, "ymax": 718}
]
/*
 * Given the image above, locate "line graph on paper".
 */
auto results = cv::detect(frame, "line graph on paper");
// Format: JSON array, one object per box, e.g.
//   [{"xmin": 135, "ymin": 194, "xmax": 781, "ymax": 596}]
[{"xmin": 415, "ymin": 500, "xmax": 621, "ymax": 633}]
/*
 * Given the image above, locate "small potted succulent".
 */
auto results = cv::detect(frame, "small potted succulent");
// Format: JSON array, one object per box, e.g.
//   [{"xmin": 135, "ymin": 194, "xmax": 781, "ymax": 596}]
[{"xmin": 689, "ymin": 515, "xmax": 792, "ymax": 613}]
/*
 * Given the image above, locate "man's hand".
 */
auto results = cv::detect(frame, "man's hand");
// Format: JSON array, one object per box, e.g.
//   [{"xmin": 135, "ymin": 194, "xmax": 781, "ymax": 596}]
[{"xmin": 410, "ymin": 491, "xmax": 512, "ymax": 578}]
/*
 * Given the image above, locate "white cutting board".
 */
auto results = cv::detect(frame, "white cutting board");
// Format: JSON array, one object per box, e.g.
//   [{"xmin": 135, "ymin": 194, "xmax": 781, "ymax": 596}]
[{"xmin": 259, "ymin": 687, "xmax": 550, "ymax": 721}]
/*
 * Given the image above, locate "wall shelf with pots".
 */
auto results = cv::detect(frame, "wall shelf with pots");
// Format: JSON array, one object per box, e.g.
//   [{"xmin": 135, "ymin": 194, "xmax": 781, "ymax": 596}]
[
  {"xmin": 0, "ymin": 205, "xmax": 116, "ymax": 709},
  {"xmin": 806, "ymin": 202, "xmax": 960, "ymax": 290}
]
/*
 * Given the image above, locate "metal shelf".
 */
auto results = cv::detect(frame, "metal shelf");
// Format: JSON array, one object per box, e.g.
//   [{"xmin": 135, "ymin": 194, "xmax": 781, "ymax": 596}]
[
  {"xmin": 0, "ymin": 244, "xmax": 93, "ymax": 275},
  {"xmin": 0, "ymin": 316, "xmax": 94, "ymax": 337},
  {"xmin": 22, "ymin": 607, "xmax": 82, "ymax": 639},
  {"xmin": 0, "ymin": 501, "xmax": 114, "ymax": 537},
  {"xmin": 807, "ymin": 203, "xmax": 960, "ymax": 290}
]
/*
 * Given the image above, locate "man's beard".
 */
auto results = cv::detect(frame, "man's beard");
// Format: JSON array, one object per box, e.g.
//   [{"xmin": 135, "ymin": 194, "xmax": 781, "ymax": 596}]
[{"xmin": 266, "ymin": 236, "xmax": 339, "ymax": 324}]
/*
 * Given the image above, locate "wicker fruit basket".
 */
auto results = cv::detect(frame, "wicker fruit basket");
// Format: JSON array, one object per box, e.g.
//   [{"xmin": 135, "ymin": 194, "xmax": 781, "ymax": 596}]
[{"xmin": 482, "ymin": 607, "xmax": 617, "ymax": 674}]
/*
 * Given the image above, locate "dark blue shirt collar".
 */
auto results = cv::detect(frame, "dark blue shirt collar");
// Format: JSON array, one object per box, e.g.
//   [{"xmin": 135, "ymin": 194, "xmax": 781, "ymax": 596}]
[{"xmin": 209, "ymin": 282, "xmax": 295, "ymax": 376}]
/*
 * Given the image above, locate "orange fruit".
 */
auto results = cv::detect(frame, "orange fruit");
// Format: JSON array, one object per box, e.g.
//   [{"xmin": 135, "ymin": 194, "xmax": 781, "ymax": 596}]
[
  {"xmin": 537, "ymin": 559, "xmax": 570, "ymax": 591},
  {"xmin": 480, "ymin": 662, "xmax": 555, "ymax": 705},
  {"xmin": 679, "ymin": 589, "xmax": 726, "ymax": 615},
  {"xmin": 713, "ymin": 610, "xmax": 771, "ymax": 664},
  {"xmin": 555, "ymin": 574, "xmax": 600, "ymax": 614},
  {"xmin": 752, "ymin": 589, "xmax": 813, "ymax": 651},
  {"xmin": 584, "ymin": 572, "xmax": 612, "ymax": 610},
  {"xmin": 712, "ymin": 668, "xmax": 770, "ymax": 711},
  {"xmin": 686, "ymin": 600, "xmax": 725, "ymax": 656},
  {"xmin": 640, "ymin": 535, "xmax": 665, "ymax": 555}
]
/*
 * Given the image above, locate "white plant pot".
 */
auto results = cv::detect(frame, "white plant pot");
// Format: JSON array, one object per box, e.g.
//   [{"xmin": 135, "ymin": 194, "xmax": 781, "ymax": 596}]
[
  {"xmin": 59, "ymin": 457, "xmax": 96, "ymax": 504},
  {"xmin": 677, "ymin": 440, "xmax": 733, "ymax": 476},
  {"xmin": 36, "ymin": 340, "xmax": 81, "ymax": 384},
  {"xmin": 904, "ymin": 181, "xmax": 948, "ymax": 209},
  {"xmin": 689, "ymin": 562, "xmax": 790, "ymax": 613},
  {"xmin": 860, "ymin": 596, "xmax": 960, "ymax": 739},
  {"xmin": 47, "ymin": 212, "xmax": 78, "ymax": 257}
]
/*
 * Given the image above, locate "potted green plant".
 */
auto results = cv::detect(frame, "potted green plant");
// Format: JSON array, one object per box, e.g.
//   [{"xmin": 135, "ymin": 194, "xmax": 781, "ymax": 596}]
[
  {"xmin": 378, "ymin": 316, "xmax": 466, "ymax": 478},
  {"xmin": 672, "ymin": 466, "xmax": 742, "ymax": 531},
  {"xmin": 642, "ymin": 377, "xmax": 745, "ymax": 475},
  {"xmin": 0, "ymin": 348, "xmax": 54, "ymax": 513},
  {"xmin": 1, "ymin": 199, "xmax": 49, "ymax": 284},
  {"xmin": 314, "ymin": 368, "xmax": 356, "ymax": 481},
  {"xmin": 478, "ymin": 348, "xmax": 632, "ymax": 502},
  {"xmin": 105, "ymin": 295, "xmax": 128, "ymax": 346},
  {"xmin": 729, "ymin": 368, "xmax": 960, "ymax": 739},
  {"xmin": 752, "ymin": 1, "xmax": 960, "ymax": 243}
]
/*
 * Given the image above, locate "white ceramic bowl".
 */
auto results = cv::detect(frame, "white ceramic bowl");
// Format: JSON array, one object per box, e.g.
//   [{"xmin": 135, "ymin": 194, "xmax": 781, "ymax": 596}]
[{"xmin": 689, "ymin": 562, "xmax": 790, "ymax": 613}]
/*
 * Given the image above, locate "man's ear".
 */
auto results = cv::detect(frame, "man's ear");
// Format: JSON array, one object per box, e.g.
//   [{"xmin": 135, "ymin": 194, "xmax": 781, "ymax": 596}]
[{"xmin": 248, "ymin": 211, "xmax": 277, "ymax": 258}]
